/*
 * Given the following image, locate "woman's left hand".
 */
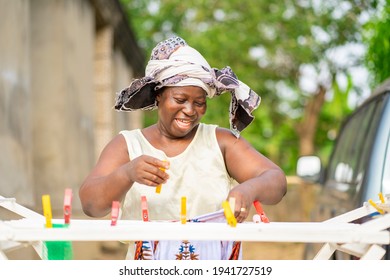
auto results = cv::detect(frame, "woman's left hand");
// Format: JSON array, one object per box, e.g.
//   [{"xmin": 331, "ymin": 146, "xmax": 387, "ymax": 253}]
[{"xmin": 226, "ymin": 184, "xmax": 253, "ymax": 223}]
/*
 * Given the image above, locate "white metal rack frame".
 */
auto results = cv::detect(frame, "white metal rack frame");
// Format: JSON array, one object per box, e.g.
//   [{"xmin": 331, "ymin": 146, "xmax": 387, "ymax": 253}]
[{"xmin": 1, "ymin": 195, "xmax": 390, "ymax": 260}]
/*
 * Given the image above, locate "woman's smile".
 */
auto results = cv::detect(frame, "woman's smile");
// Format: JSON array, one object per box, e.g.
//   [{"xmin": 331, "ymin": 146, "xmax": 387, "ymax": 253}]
[{"xmin": 174, "ymin": 118, "xmax": 193, "ymax": 130}]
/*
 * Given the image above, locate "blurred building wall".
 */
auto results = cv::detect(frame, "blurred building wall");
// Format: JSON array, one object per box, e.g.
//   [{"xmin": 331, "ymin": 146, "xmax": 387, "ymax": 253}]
[
  {"xmin": 0, "ymin": 0, "xmax": 144, "ymax": 215},
  {"xmin": 0, "ymin": 0, "xmax": 33, "ymax": 207}
]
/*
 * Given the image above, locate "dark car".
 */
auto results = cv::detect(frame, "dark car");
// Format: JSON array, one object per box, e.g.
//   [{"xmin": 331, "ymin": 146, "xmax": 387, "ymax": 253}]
[{"xmin": 297, "ymin": 78, "xmax": 390, "ymax": 259}]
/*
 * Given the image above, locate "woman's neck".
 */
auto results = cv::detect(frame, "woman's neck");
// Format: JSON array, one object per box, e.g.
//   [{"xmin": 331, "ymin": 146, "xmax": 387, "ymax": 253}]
[{"xmin": 141, "ymin": 124, "xmax": 199, "ymax": 157}]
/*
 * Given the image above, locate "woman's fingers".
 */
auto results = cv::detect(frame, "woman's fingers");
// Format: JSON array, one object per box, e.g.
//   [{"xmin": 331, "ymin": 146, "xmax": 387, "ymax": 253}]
[
  {"xmin": 128, "ymin": 155, "xmax": 169, "ymax": 186},
  {"xmin": 227, "ymin": 185, "xmax": 253, "ymax": 223},
  {"xmin": 236, "ymin": 206, "xmax": 249, "ymax": 223}
]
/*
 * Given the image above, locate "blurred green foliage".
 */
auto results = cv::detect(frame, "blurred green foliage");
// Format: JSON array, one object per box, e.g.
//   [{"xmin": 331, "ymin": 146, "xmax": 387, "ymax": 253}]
[
  {"xmin": 120, "ymin": 0, "xmax": 380, "ymax": 174},
  {"xmin": 364, "ymin": 0, "xmax": 390, "ymax": 87}
]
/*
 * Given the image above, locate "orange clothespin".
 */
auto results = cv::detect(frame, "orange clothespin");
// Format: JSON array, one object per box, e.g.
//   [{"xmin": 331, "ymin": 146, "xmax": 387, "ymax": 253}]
[
  {"xmin": 253, "ymin": 200, "xmax": 270, "ymax": 223},
  {"xmin": 222, "ymin": 200, "xmax": 237, "ymax": 227},
  {"xmin": 181, "ymin": 197, "xmax": 187, "ymax": 224},
  {"xmin": 63, "ymin": 188, "xmax": 73, "ymax": 224},
  {"xmin": 155, "ymin": 160, "xmax": 167, "ymax": 194},
  {"xmin": 111, "ymin": 201, "xmax": 120, "ymax": 226},
  {"xmin": 141, "ymin": 196, "xmax": 149, "ymax": 222}
]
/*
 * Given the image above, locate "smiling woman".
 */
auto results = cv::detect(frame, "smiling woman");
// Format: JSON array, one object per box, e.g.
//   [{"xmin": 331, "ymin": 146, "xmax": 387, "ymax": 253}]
[
  {"xmin": 79, "ymin": 36, "xmax": 287, "ymax": 260},
  {"xmin": 157, "ymin": 86, "xmax": 206, "ymax": 136}
]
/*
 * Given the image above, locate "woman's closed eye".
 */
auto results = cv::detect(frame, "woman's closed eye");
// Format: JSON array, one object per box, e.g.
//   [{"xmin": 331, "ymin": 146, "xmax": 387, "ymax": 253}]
[
  {"xmin": 195, "ymin": 101, "xmax": 206, "ymax": 107},
  {"xmin": 174, "ymin": 98, "xmax": 186, "ymax": 104}
]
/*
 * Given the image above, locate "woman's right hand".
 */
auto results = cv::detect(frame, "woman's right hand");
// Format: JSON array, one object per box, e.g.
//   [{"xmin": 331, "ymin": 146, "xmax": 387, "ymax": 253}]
[
  {"xmin": 80, "ymin": 136, "xmax": 170, "ymax": 217},
  {"xmin": 125, "ymin": 155, "xmax": 170, "ymax": 187}
]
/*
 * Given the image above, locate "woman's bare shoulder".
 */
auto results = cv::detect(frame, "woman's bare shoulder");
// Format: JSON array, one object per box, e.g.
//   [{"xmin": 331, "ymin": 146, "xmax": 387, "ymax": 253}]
[
  {"xmin": 215, "ymin": 127, "xmax": 251, "ymax": 154},
  {"xmin": 215, "ymin": 127, "xmax": 248, "ymax": 144},
  {"xmin": 99, "ymin": 134, "xmax": 129, "ymax": 161}
]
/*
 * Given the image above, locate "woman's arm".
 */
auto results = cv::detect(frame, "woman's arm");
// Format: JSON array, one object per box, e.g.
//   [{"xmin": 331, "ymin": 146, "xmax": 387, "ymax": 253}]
[
  {"xmin": 79, "ymin": 134, "xmax": 169, "ymax": 217},
  {"xmin": 216, "ymin": 128, "xmax": 287, "ymax": 222}
]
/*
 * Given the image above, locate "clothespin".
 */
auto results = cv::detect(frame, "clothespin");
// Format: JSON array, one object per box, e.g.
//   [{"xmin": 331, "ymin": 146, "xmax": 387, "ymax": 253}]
[
  {"xmin": 42, "ymin": 195, "xmax": 53, "ymax": 228},
  {"xmin": 181, "ymin": 197, "xmax": 187, "ymax": 224},
  {"xmin": 379, "ymin": 192, "xmax": 385, "ymax": 204},
  {"xmin": 222, "ymin": 200, "xmax": 237, "ymax": 227},
  {"xmin": 111, "ymin": 201, "xmax": 120, "ymax": 226},
  {"xmin": 253, "ymin": 200, "xmax": 270, "ymax": 223},
  {"xmin": 141, "ymin": 196, "xmax": 149, "ymax": 222},
  {"xmin": 155, "ymin": 160, "xmax": 167, "ymax": 194},
  {"xmin": 368, "ymin": 199, "xmax": 385, "ymax": 215},
  {"xmin": 63, "ymin": 188, "xmax": 73, "ymax": 224}
]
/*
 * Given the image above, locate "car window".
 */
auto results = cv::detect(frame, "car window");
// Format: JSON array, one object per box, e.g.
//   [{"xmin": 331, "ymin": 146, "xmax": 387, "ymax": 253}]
[
  {"xmin": 382, "ymin": 130, "xmax": 390, "ymax": 195},
  {"xmin": 354, "ymin": 99, "xmax": 386, "ymax": 192},
  {"xmin": 326, "ymin": 97, "xmax": 384, "ymax": 194}
]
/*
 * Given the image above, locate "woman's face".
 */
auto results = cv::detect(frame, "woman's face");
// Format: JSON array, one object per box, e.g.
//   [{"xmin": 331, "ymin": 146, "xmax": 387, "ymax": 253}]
[{"xmin": 156, "ymin": 86, "xmax": 207, "ymax": 138}]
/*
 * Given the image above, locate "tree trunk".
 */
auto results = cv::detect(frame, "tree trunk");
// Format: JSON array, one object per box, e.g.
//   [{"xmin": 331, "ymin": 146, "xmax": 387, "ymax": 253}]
[{"xmin": 297, "ymin": 85, "xmax": 327, "ymax": 156}]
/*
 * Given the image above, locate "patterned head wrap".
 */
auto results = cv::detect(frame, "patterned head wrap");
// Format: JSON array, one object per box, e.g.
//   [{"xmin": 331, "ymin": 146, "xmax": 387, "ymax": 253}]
[{"xmin": 115, "ymin": 36, "xmax": 261, "ymax": 137}]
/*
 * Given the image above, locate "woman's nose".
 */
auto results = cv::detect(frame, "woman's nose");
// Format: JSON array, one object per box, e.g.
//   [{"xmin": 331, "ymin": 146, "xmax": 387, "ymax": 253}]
[{"xmin": 182, "ymin": 102, "xmax": 195, "ymax": 115}]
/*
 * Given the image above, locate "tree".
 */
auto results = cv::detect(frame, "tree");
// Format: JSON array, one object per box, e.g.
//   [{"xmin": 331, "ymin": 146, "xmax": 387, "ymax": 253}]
[
  {"xmin": 120, "ymin": 0, "xmax": 378, "ymax": 174},
  {"xmin": 364, "ymin": 0, "xmax": 390, "ymax": 87}
]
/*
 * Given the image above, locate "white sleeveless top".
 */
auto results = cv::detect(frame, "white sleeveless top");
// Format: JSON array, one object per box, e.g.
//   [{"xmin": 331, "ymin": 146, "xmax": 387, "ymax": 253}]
[
  {"xmin": 119, "ymin": 123, "xmax": 239, "ymax": 259},
  {"xmin": 119, "ymin": 123, "xmax": 235, "ymax": 220}
]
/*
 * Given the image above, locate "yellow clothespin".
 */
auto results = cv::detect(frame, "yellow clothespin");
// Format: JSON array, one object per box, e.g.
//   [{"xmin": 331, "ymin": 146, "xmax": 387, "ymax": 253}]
[
  {"xmin": 181, "ymin": 197, "xmax": 186, "ymax": 224},
  {"xmin": 222, "ymin": 200, "xmax": 237, "ymax": 227},
  {"xmin": 379, "ymin": 192, "xmax": 385, "ymax": 204},
  {"xmin": 155, "ymin": 160, "xmax": 167, "ymax": 194},
  {"xmin": 42, "ymin": 195, "xmax": 53, "ymax": 228},
  {"xmin": 368, "ymin": 199, "xmax": 385, "ymax": 215}
]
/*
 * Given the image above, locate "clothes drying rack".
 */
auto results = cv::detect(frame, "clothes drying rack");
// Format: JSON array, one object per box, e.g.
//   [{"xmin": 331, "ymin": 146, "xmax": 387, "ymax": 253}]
[{"xmin": 1, "ymin": 195, "xmax": 390, "ymax": 260}]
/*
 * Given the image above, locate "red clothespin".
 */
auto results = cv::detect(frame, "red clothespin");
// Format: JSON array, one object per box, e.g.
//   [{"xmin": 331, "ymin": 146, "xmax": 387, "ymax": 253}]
[
  {"xmin": 111, "ymin": 201, "xmax": 120, "ymax": 226},
  {"xmin": 253, "ymin": 200, "xmax": 270, "ymax": 223},
  {"xmin": 141, "ymin": 196, "xmax": 149, "ymax": 222},
  {"xmin": 63, "ymin": 188, "xmax": 73, "ymax": 224}
]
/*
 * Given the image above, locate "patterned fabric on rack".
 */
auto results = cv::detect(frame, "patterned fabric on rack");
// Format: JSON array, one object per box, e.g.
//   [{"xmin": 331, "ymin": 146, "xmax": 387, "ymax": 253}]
[{"xmin": 133, "ymin": 210, "xmax": 242, "ymax": 260}]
